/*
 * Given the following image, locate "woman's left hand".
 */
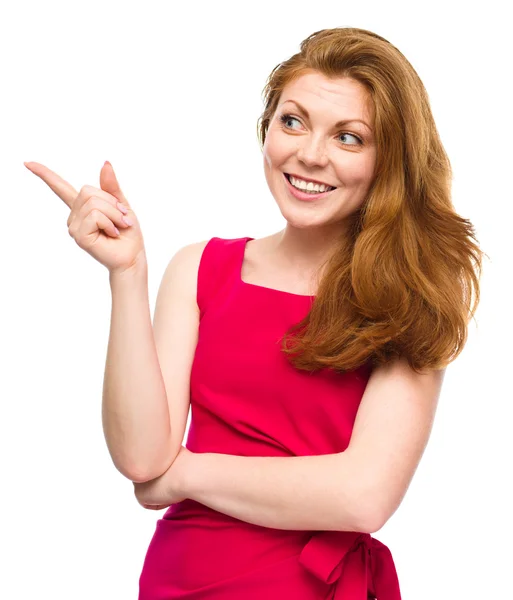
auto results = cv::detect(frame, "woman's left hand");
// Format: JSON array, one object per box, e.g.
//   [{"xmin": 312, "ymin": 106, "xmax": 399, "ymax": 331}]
[{"xmin": 133, "ymin": 445, "xmax": 194, "ymax": 510}]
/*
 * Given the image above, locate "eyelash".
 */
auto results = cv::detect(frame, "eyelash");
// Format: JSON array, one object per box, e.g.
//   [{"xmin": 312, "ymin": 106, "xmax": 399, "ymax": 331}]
[{"xmin": 278, "ymin": 114, "xmax": 364, "ymax": 146}]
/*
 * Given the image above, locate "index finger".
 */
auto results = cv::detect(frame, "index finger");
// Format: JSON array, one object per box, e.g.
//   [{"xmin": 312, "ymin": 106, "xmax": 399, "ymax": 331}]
[{"xmin": 24, "ymin": 161, "xmax": 79, "ymax": 209}]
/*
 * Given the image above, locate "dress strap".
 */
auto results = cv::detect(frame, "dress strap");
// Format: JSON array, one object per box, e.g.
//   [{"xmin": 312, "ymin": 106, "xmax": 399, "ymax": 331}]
[{"xmin": 196, "ymin": 237, "xmax": 249, "ymax": 319}]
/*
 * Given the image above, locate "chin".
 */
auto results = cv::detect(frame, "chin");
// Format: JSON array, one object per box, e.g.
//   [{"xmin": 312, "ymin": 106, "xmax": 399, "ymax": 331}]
[{"xmin": 275, "ymin": 206, "xmax": 328, "ymax": 229}]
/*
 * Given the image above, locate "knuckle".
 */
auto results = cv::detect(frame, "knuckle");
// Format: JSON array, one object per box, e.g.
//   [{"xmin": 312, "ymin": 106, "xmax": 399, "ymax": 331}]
[{"xmin": 80, "ymin": 184, "xmax": 94, "ymax": 197}]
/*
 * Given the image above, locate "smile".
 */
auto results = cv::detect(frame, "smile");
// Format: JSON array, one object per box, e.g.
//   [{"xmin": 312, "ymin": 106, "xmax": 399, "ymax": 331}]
[
  {"xmin": 285, "ymin": 173, "xmax": 337, "ymax": 192},
  {"xmin": 283, "ymin": 172, "xmax": 336, "ymax": 202}
]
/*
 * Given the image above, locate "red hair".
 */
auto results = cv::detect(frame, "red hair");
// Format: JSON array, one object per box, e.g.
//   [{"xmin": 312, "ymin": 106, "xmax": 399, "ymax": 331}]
[{"xmin": 257, "ymin": 27, "xmax": 487, "ymax": 374}]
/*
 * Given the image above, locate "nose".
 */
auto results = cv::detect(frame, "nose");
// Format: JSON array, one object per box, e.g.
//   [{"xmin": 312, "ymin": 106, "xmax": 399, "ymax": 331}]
[{"xmin": 296, "ymin": 136, "xmax": 329, "ymax": 168}]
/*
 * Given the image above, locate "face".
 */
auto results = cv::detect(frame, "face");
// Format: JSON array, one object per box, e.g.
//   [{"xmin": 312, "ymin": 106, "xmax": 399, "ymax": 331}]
[{"xmin": 262, "ymin": 71, "xmax": 377, "ymax": 233}]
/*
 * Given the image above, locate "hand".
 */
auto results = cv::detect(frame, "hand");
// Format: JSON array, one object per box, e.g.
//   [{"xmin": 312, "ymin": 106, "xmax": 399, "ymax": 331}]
[
  {"xmin": 24, "ymin": 160, "xmax": 147, "ymax": 276},
  {"xmin": 133, "ymin": 446, "xmax": 194, "ymax": 510}
]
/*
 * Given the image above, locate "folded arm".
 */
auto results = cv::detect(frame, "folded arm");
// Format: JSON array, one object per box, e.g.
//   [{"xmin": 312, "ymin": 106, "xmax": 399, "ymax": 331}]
[{"xmin": 182, "ymin": 357, "xmax": 446, "ymax": 532}]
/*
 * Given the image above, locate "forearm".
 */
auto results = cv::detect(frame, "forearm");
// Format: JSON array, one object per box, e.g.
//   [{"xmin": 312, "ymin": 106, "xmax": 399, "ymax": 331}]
[
  {"xmin": 103, "ymin": 263, "xmax": 172, "ymax": 482},
  {"xmin": 185, "ymin": 451, "xmax": 369, "ymax": 532}
]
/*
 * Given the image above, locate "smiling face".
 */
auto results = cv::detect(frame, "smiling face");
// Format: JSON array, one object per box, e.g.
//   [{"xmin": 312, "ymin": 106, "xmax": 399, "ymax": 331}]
[{"xmin": 263, "ymin": 71, "xmax": 377, "ymax": 233}]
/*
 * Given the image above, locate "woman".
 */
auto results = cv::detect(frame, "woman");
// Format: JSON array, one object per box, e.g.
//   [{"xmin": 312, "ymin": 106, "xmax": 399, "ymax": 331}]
[{"xmin": 25, "ymin": 27, "xmax": 484, "ymax": 600}]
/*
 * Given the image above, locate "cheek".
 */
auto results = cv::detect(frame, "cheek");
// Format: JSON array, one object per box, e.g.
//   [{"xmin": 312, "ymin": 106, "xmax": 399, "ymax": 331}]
[
  {"xmin": 337, "ymin": 156, "xmax": 375, "ymax": 187},
  {"xmin": 263, "ymin": 128, "xmax": 290, "ymax": 164},
  {"xmin": 358, "ymin": 149, "xmax": 377, "ymax": 182}
]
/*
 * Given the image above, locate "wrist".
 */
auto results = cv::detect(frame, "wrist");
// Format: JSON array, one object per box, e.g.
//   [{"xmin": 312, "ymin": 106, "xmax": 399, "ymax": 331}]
[
  {"xmin": 109, "ymin": 254, "xmax": 148, "ymax": 283},
  {"xmin": 175, "ymin": 447, "xmax": 201, "ymax": 500}
]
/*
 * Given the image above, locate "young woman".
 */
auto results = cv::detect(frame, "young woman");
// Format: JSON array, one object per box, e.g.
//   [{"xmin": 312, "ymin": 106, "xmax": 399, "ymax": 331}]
[{"xmin": 25, "ymin": 26, "xmax": 484, "ymax": 600}]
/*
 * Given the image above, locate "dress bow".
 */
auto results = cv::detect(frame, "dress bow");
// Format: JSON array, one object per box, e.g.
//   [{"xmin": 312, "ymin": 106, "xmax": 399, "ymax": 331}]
[{"xmin": 298, "ymin": 531, "xmax": 402, "ymax": 599}]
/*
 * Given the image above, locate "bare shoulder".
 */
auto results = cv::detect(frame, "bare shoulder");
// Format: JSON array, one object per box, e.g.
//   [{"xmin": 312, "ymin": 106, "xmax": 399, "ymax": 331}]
[
  {"xmin": 157, "ymin": 239, "xmax": 210, "ymax": 312},
  {"xmin": 368, "ymin": 355, "xmax": 447, "ymax": 390}
]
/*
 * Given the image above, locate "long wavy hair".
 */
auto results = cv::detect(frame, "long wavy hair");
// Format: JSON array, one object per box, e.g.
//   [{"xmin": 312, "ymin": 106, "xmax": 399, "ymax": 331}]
[{"xmin": 257, "ymin": 27, "xmax": 487, "ymax": 375}]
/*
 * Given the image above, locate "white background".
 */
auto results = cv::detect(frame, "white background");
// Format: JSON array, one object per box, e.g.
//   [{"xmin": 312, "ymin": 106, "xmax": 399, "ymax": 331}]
[{"xmin": 1, "ymin": 1, "xmax": 511, "ymax": 598}]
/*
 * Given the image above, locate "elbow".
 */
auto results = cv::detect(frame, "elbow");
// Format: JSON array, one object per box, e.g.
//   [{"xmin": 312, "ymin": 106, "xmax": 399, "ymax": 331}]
[
  {"xmin": 350, "ymin": 480, "xmax": 389, "ymax": 534},
  {"xmin": 115, "ymin": 453, "xmax": 170, "ymax": 483},
  {"xmin": 114, "ymin": 460, "xmax": 154, "ymax": 483},
  {"xmin": 129, "ymin": 459, "xmax": 173, "ymax": 483},
  {"xmin": 129, "ymin": 468, "xmax": 155, "ymax": 484},
  {"xmin": 355, "ymin": 495, "xmax": 397, "ymax": 534},
  {"xmin": 356, "ymin": 508, "xmax": 386, "ymax": 534},
  {"xmin": 128, "ymin": 442, "xmax": 181, "ymax": 483}
]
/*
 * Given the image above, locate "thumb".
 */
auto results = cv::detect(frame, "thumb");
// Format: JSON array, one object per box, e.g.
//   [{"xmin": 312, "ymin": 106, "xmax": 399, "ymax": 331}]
[{"xmin": 100, "ymin": 161, "xmax": 130, "ymax": 207}]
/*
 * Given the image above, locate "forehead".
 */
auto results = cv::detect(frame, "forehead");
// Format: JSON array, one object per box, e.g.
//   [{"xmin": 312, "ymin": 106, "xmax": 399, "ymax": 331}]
[{"xmin": 279, "ymin": 71, "xmax": 373, "ymax": 121}]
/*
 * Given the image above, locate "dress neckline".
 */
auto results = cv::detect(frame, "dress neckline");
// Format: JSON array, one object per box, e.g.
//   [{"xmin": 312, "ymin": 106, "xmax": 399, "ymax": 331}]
[{"xmin": 238, "ymin": 237, "xmax": 316, "ymax": 299}]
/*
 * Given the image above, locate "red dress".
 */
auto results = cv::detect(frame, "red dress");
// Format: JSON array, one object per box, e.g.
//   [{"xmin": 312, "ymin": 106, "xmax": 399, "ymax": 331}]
[{"xmin": 138, "ymin": 236, "xmax": 402, "ymax": 599}]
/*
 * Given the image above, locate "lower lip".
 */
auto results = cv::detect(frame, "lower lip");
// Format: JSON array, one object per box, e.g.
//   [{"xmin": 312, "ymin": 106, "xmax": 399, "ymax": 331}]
[{"xmin": 283, "ymin": 173, "xmax": 336, "ymax": 201}]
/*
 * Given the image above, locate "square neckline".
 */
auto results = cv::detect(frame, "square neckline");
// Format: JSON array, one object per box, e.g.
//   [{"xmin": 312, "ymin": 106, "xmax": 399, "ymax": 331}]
[{"xmin": 238, "ymin": 237, "xmax": 316, "ymax": 299}]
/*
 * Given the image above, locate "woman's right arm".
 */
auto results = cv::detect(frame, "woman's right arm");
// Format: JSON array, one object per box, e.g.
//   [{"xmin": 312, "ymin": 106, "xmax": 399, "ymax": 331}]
[
  {"xmin": 23, "ymin": 161, "xmax": 203, "ymax": 484},
  {"xmin": 102, "ymin": 241, "xmax": 207, "ymax": 483}
]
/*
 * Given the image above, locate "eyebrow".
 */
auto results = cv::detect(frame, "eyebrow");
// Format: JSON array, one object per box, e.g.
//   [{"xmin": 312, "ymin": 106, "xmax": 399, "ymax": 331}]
[{"xmin": 279, "ymin": 99, "xmax": 373, "ymax": 132}]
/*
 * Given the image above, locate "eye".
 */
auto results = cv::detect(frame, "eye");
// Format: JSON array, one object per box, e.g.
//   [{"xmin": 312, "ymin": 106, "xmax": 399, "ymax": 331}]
[
  {"xmin": 279, "ymin": 114, "xmax": 363, "ymax": 146},
  {"xmin": 339, "ymin": 132, "xmax": 363, "ymax": 146},
  {"xmin": 279, "ymin": 114, "xmax": 302, "ymax": 130}
]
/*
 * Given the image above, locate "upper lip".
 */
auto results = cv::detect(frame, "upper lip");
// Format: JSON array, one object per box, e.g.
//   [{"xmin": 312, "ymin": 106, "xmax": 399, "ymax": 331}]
[{"xmin": 286, "ymin": 172, "xmax": 337, "ymax": 188}]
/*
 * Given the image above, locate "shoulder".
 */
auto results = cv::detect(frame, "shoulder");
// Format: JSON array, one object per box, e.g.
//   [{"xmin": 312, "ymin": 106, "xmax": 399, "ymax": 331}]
[
  {"xmin": 164, "ymin": 236, "xmax": 250, "ymax": 293},
  {"xmin": 369, "ymin": 355, "xmax": 447, "ymax": 385},
  {"xmin": 158, "ymin": 240, "xmax": 211, "ymax": 307},
  {"xmin": 163, "ymin": 237, "xmax": 249, "ymax": 314},
  {"xmin": 165, "ymin": 239, "xmax": 211, "ymax": 278},
  {"xmin": 363, "ymin": 355, "xmax": 447, "ymax": 419}
]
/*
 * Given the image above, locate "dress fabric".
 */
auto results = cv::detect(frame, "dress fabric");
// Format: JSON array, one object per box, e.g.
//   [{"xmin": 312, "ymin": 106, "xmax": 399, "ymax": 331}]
[{"xmin": 138, "ymin": 236, "xmax": 402, "ymax": 599}]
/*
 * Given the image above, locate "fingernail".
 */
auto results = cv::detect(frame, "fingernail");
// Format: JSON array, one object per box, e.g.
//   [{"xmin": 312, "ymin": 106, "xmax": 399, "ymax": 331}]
[
  {"xmin": 122, "ymin": 216, "xmax": 134, "ymax": 226},
  {"xmin": 104, "ymin": 160, "xmax": 112, "ymax": 167},
  {"xmin": 117, "ymin": 202, "xmax": 128, "ymax": 214}
]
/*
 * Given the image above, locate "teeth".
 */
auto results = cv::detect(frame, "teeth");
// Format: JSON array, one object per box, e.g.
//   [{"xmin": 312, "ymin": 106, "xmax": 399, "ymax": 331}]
[{"xmin": 289, "ymin": 174, "xmax": 334, "ymax": 193}]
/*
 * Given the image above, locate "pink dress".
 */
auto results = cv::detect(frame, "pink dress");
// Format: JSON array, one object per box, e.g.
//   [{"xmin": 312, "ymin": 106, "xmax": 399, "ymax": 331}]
[{"xmin": 138, "ymin": 236, "xmax": 402, "ymax": 599}]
